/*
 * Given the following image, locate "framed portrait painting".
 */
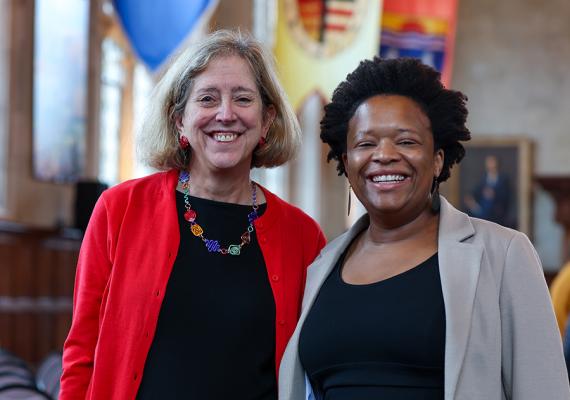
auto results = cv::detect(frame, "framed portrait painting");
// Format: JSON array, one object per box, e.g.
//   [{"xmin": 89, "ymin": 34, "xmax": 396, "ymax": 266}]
[{"xmin": 441, "ymin": 137, "xmax": 533, "ymax": 236}]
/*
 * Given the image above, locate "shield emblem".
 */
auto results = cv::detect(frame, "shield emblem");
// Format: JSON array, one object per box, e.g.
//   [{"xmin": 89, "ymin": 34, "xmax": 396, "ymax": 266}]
[{"xmin": 285, "ymin": 0, "xmax": 369, "ymax": 57}]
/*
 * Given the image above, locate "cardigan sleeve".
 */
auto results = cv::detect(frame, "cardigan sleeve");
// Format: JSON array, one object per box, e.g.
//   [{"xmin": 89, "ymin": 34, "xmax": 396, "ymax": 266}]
[
  {"xmin": 60, "ymin": 194, "xmax": 114, "ymax": 399},
  {"xmin": 499, "ymin": 232, "xmax": 570, "ymax": 399}
]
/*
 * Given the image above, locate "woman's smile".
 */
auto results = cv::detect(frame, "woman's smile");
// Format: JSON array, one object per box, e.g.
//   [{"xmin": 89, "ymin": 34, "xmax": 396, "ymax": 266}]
[
  {"xmin": 177, "ymin": 54, "xmax": 274, "ymax": 174},
  {"xmin": 344, "ymin": 94, "xmax": 443, "ymax": 219},
  {"xmin": 366, "ymin": 170, "xmax": 410, "ymax": 191},
  {"xmin": 210, "ymin": 132, "xmax": 240, "ymax": 142}
]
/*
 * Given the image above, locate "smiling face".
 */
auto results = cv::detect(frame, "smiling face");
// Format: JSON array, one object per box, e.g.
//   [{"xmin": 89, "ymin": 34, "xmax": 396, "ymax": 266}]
[
  {"xmin": 177, "ymin": 54, "xmax": 275, "ymax": 175},
  {"xmin": 343, "ymin": 95, "xmax": 444, "ymax": 222}
]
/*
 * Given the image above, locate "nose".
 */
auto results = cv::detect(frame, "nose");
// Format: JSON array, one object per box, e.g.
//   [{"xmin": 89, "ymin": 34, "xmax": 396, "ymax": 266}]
[
  {"xmin": 372, "ymin": 139, "xmax": 400, "ymax": 163},
  {"xmin": 216, "ymin": 99, "xmax": 237, "ymax": 123}
]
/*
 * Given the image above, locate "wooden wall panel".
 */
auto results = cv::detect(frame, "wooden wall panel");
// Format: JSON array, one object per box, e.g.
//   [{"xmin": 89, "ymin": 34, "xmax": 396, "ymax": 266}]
[{"xmin": 0, "ymin": 225, "xmax": 79, "ymax": 366}]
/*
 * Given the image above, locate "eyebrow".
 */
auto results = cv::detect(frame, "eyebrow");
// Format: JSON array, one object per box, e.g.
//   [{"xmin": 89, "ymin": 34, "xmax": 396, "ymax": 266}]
[
  {"xmin": 352, "ymin": 127, "xmax": 421, "ymax": 139},
  {"xmin": 194, "ymin": 86, "xmax": 257, "ymax": 94},
  {"xmin": 233, "ymin": 86, "xmax": 257, "ymax": 94},
  {"xmin": 395, "ymin": 127, "xmax": 421, "ymax": 134}
]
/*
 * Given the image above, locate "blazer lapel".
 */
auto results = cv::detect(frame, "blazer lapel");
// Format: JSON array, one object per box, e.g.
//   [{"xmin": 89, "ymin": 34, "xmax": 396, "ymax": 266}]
[
  {"xmin": 282, "ymin": 200, "xmax": 483, "ymax": 400},
  {"xmin": 438, "ymin": 197, "xmax": 483, "ymax": 400}
]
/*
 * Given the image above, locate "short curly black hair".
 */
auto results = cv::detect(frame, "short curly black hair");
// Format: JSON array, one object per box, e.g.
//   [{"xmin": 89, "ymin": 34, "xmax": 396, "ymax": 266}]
[{"xmin": 321, "ymin": 57, "xmax": 471, "ymax": 182}]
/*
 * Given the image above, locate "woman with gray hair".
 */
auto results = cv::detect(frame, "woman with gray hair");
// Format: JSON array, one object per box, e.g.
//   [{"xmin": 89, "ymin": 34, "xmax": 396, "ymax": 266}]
[{"xmin": 60, "ymin": 30, "xmax": 326, "ymax": 400}]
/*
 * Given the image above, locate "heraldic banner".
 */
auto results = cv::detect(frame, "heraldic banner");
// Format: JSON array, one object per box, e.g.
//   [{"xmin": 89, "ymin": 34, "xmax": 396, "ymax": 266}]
[
  {"xmin": 379, "ymin": 0, "xmax": 458, "ymax": 87},
  {"xmin": 274, "ymin": 0, "xmax": 382, "ymax": 111}
]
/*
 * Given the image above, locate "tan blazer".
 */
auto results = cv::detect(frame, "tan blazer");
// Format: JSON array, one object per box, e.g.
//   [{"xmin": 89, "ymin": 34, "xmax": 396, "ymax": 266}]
[{"xmin": 279, "ymin": 197, "xmax": 570, "ymax": 400}]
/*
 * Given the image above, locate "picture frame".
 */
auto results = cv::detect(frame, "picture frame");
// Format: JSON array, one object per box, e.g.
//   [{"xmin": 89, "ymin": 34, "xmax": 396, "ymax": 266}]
[{"xmin": 441, "ymin": 136, "xmax": 533, "ymax": 236}]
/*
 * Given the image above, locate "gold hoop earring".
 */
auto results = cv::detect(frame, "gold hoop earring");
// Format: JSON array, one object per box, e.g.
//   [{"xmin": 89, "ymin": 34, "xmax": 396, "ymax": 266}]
[
  {"xmin": 431, "ymin": 179, "xmax": 440, "ymax": 213},
  {"xmin": 347, "ymin": 184, "xmax": 352, "ymax": 216}
]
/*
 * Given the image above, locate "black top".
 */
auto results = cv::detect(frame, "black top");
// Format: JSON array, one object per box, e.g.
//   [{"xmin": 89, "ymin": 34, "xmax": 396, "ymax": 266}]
[
  {"xmin": 299, "ymin": 251, "xmax": 445, "ymax": 400},
  {"xmin": 137, "ymin": 191, "xmax": 276, "ymax": 400}
]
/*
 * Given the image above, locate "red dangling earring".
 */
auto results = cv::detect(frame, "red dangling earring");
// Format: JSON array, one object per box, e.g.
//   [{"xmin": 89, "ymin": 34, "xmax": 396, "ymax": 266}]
[
  {"xmin": 258, "ymin": 137, "xmax": 267, "ymax": 147},
  {"xmin": 179, "ymin": 135, "xmax": 190, "ymax": 150}
]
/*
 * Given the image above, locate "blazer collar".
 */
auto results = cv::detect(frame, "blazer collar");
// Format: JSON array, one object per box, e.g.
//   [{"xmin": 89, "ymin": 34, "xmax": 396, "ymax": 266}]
[
  {"xmin": 438, "ymin": 197, "xmax": 483, "ymax": 400},
  {"xmin": 281, "ymin": 196, "xmax": 483, "ymax": 400},
  {"xmin": 311, "ymin": 195, "xmax": 476, "ymax": 276},
  {"xmin": 438, "ymin": 196, "xmax": 476, "ymax": 243},
  {"xmin": 304, "ymin": 197, "xmax": 479, "ymax": 311},
  {"xmin": 310, "ymin": 197, "xmax": 484, "ymax": 400}
]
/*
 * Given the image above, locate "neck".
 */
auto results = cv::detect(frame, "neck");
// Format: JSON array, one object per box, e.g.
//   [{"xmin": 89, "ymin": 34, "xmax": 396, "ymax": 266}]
[
  {"xmin": 180, "ymin": 163, "xmax": 254, "ymax": 205},
  {"xmin": 366, "ymin": 206, "xmax": 439, "ymax": 246}
]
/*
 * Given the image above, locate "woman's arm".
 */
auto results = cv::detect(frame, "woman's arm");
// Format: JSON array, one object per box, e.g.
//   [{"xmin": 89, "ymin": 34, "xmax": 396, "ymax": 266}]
[
  {"xmin": 500, "ymin": 232, "xmax": 570, "ymax": 399},
  {"xmin": 60, "ymin": 195, "xmax": 113, "ymax": 399}
]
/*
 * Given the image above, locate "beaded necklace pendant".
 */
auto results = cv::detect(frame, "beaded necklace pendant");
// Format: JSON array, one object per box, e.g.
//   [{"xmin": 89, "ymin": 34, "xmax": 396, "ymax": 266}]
[{"xmin": 179, "ymin": 170, "xmax": 259, "ymax": 256}]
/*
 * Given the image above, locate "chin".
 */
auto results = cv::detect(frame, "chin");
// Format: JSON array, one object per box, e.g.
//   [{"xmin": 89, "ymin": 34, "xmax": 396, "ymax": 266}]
[
  {"xmin": 207, "ymin": 155, "xmax": 250, "ymax": 171},
  {"xmin": 365, "ymin": 198, "xmax": 408, "ymax": 214},
  {"xmin": 369, "ymin": 204, "xmax": 403, "ymax": 214}
]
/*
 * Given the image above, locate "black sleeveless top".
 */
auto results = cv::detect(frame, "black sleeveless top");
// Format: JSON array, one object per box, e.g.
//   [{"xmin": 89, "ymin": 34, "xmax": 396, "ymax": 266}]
[
  {"xmin": 299, "ymin": 251, "xmax": 445, "ymax": 400},
  {"xmin": 136, "ymin": 191, "xmax": 276, "ymax": 400}
]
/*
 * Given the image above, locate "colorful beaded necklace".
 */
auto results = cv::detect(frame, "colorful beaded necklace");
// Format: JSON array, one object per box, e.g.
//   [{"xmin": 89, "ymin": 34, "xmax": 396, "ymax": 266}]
[{"xmin": 179, "ymin": 170, "xmax": 259, "ymax": 256}]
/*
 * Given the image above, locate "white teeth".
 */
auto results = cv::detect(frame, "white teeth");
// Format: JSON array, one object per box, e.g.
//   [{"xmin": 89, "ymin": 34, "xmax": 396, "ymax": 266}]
[
  {"xmin": 372, "ymin": 174, "xmax": 405, "ymax": 183},
  {"xmin": 213, "ymin": 133, "xmax": 237, "ymax": 142}
]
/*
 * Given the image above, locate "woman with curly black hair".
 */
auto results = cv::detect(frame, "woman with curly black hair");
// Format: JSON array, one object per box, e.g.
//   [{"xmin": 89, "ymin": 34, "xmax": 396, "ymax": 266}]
[{"xmin": 279, "ymin": 57, "xmax": 569, "ymax": 400}]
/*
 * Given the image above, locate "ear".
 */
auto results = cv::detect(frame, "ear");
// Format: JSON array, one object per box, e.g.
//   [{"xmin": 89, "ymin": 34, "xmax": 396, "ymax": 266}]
[
  {"xmin": 262, "ymin": 105, "xmax": 277, "ymax": 137},
  {"xmin": 434, "ymin": 148, "xmax": 444, "ymax": 179},
  {"xmin": 175, "ymin": 116, "xmax": 184, "ymax": 134}
]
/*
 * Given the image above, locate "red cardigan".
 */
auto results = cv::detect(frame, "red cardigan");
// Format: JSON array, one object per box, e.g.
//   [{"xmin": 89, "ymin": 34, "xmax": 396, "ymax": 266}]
[{"xmin": 60, "ymin": 170, "xmax": 326, "ymax": 400}]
